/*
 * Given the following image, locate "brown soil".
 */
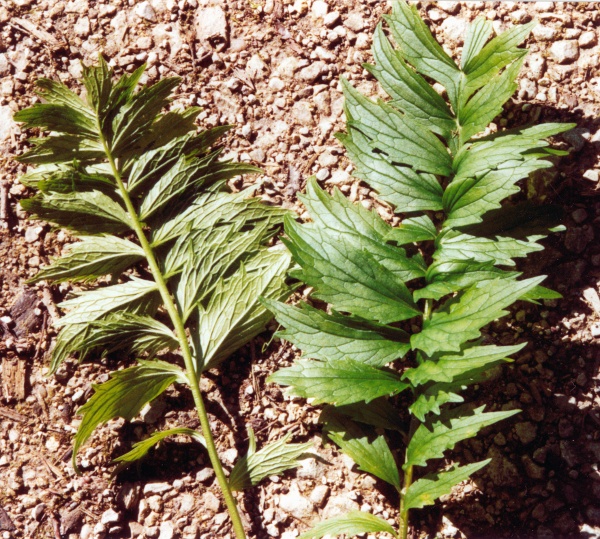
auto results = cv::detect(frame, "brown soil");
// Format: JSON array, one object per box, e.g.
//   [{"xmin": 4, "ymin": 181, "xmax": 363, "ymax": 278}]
[{"xmin": 1, "ymin": 1, "xmax": 600, "ymax": 539}]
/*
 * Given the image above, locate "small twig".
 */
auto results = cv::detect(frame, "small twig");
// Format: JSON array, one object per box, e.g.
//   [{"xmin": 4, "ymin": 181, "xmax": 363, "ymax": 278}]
[
  {"xmin": 0, "ymin": 181, "xmax": 9, "ymax": 221},
  {"xmin": 41, "ymin": 288, "xmax": 60, "ymax": 325},
  {"xmin": 10, "ymin": 18, "xmax": 66, "ymax": 49},
  {"xmin": 0, "ymin": 405, "xmax": 27, "ymax": 422}
]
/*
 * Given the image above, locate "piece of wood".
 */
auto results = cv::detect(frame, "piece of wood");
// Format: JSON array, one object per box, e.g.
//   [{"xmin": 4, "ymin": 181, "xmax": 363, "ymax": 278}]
[
  {"xmin": 0, "ymin": 507, "xmax": 16, "ymax": 531},
  {"xmin": 1, "ymin": 358, "xmax": 27, "ymax": 401},
  {"xmin": 0, "ymin": 405, "xmax": 27, "ymax": 422},
  {"xmin": 10, "ymin": 18, "xmax": 66, "ymax": 48}
]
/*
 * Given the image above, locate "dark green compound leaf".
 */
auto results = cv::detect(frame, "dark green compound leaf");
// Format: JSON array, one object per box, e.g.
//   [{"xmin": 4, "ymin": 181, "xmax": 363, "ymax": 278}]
[
  {"xmin": 343, "ymin": 79, "xmax": 453, "ymax": 176},
  {"xmin": 460, "ymin": 17, "xmax": 493, "ymax": 69},
  {"xmin": 411, "ymin": 276, "xmax": 544, "ymax": 356},
  {"xmin": 73, "ymin": 361, "xmax": 187, "ymax": 471},
  {"xmin": 403, "ymin": 344, "xmax": 525, "ymax": 386},
  {"xmin": 336, "ymin": 397, "xmax": 403, "ymax": 432},
  {"xmin": 322, "ymin": 407, "xmax": 401, "ymax": 489},
  {"xmin": 298, "ymin": 512, "xmax": 398, "ymax": 539},
  {"xmin": 337, "ymin": 129, "xmax": 443, "ymax": 213},
  {"xmin": 386, "ymin": 215, "xmax": 437, "ymax": 246},
  {"xmin": 404, "ymin": 405, "xmax": 520, "ymax": 470},
  {"xmin": 367, "ymin": 23, "xmax": 455, "ymax": 140},
  {"xmin": 269, "ymin": 358, "xmax": 408, "ymax": 406},
  {"xmin": 285, "ymin": 218, "xmax": 421, "ymax": 324},
  {"xmin": 264, "ymin": 300, "xmax": 409, "ymax": 368},
  {"xmin": 404, "ymin": 460, "xmax": 490, "ymax": 511}
]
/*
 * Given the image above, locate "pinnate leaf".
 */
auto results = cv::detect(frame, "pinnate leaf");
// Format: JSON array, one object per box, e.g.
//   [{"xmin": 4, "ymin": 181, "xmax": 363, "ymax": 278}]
[
  {"xmin": 298, "ymin": 512, "xmax": 398, "ymax": 539},
  {"xmin": 270, "ymin": 358, "xmax": 408, "ymax": 406},
  {"xmin": 73, "ymin": 361, "xmax": 186, "ymax": 470},
  {"xmin": 322, "ymin": 407, "xmax": 400, "ymax": 488},
  {"xmin": 404, "ymin": 405, "xmax": 519, "ymax": 469},
  {"xmin": 404, "ymin": 460, "xmax": 490, "ymax": 511},
  {"xmin": 229, "ymin": 431, "xmax": 312, "ymax": 491},
  {"xmin": 411, "ymin": 276, "xmax": 544, "ymax": 356},
  {"xmin": 265, "ymin": 300, "xmax": 409, "ymax": 368},
  {"xmin": 113, "ymin": 427, "xmax": 206, "ymax": 469}
]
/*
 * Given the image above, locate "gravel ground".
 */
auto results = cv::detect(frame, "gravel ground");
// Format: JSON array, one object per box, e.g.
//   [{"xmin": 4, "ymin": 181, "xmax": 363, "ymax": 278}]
[{"xmin": 1, "ymin": 1, "xmax": 600, "ymax": 538}]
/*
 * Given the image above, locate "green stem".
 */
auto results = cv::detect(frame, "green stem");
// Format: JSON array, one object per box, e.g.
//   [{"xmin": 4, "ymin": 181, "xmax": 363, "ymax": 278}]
[
  {"xmin": 398, "ymin": 463, "xmax": 413, "ymax": 539},
  {"xmin": 102, "ymin": 141, "xmax": 247, "ymax": 539}
]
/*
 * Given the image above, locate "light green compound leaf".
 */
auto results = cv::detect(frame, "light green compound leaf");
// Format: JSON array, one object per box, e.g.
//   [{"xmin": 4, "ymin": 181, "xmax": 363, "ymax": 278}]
[
  {"xmin": 35, "ymin": 78, "xmax": 97, "ymax": 120},
  {"xmin": 404, "ymin": 460, "xmax": 491, "ymax": 511},
  {"xmin": 16, "ymin": 135, "xmax": 105, "ymax": 165},
  {"xmin": 403, "ymin": 344, "xmax": 525, "ymax": 386},
  {"xmin": 73, "ymin": 360, "xmax": 187, "ymax": 471},
  {"xmin": 322, "ymin": 407, "xmax": 400, "ymax": 488},
  {"xmin": 197, "ymin": 249, "xmax": 292, "ymax": 371},
  {"xmin": 411, "ymin": 276, "xmax": 544, "ymax": 356},
  {"xmin": 521, "ymin": 285, "xmax": 562, "ymax": 303},
  {"xmin": 343, "ymin": 79, "xmax": 453, "ymax": 176},
  {"xmin": 77, "ymin": 313, "xmax": 178, "ymax": 358},
  {"xmin": 58, "ymin": 277, "xmax": 160, "ymax": 327},
  {"xmin": 367, "ymin": 23, "xmax": 455, "ymax": 140},
  {"xmin": 127, "ymin": 127, "xmax": 231, "ymax": 193},
  {"xmin": 264, "ymin": 300, "xmax": 409, "ymax": 368},
  {"xmin": 110, "ymin": 77, "xmax": 180, "ymax": 156},
  {"xmin": 21, "ymin": 191, "xmax": 130, "ymax": 235},
  {"xmin": 302, "ymin": 177, "xmax": 391, "ymax": 240},
  {"xmin": 285, "ymin": 218, "xmax": 420, "ymax": 324},
  {"xmin": 14, "ymin": 103, "xmax": 98, "ymax": 140},
  {"xmin": 269, "ymin": 358, "xmax": 408, "ymax": 406},
  {"xmin": 30, "ymin": 236, "xmax": 144, "ymax": 283},
  {"xmin": 229, "ymin": 432, "xmax": 312, "ymax": 491},
  {"xmin": 404, "ymin": 405, "xmax": 520, "ymax": 469},
  {"xmin": 170, "ymin": 221, "xmax": 274, "ymax": 321},
  {"xmin": 113, "ymin": 427, "xmax": 206, "ymax": 469},
  {"xmin": 337, "ymin": 130, "xmax": 443, "ymax": 213},
  {"xmin": 409, "ymin": 365, "xmax": 503, "ymax": 422},
  {"xmin": 298, "ymin": 511, "xmax": 398, "ymax": 539}
]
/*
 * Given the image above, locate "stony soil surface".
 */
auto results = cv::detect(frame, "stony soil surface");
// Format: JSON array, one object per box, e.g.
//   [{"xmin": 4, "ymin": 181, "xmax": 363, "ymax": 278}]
[{"xmin": 1, "ymin": 1, "xmax": 600, "ymax": 538}]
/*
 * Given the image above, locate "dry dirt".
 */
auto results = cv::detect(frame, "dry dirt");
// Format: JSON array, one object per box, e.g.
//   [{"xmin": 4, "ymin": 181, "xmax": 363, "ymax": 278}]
[{"xmin": 1, "ymin": 1, "xmax": 600, "ymax": 538}]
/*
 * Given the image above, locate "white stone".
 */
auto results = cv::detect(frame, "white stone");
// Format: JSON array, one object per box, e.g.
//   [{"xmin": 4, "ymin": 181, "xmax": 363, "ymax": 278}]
[
  {"xmin": 275, "ymin": 56, "xmax": 300, "ymax": 79},
  {"xmin": 268, "ymin": 77, "xmax": 285, "ymax": 91},
  {"xmin": 528, "ymin": 53, "xmax": 546, "ymax": 80},
  {"xmin": 327, "ymin": 170, "xmax": 351, "ymax": 185},
  {"xmin": 298, "ymin": 61, "xmax": 325, "ymax": 82},
  {"xmin": 550, "ymin": 40, "xmax": 579, "ymax": 64},
  {"xmin": 74, "ymin": 16, "xmax": 91, "ymax": 37},
  {"xmin": 24, "ymin": 225, "xmax": 43, "ymax": 243},
  {"xmin": 532, "ymin": 25, "xmax": 557, "ymax": 42},
  {"xmin": 158, "ymin": 521, "xmax": 175, "ymax": 539},
  {"xmin": 278, "ymin": 483, "xmax": 314, "ymax": 519},
  {"xmin": 322, "ymin": 495, "xmax": 360, "ymax": 519},
  {"xmin": 580, "ymin": 31, "xmax": 597, "ymax": 48},
  {"xmin": 314, "ymin": 46, "xmax": 334, "ymax": 61},
  {"xmin": 437, "ymin": 1, "xmax": 460, "ymax": 14},
  {"xmin": 143, "ymin": 482, "xmax": 171, "ymax": 495},
  {"xmin": 344, "ymin": 11, "xmax": 364, "ymax": 32},
  {"xmin": 292, "ymin": 101, "xmax": 313, "ymax": 125},
  {"xmin": 323, "ymin": 11, "xmax": 340, "ymax": 28},
  {"xmin": 135, "ymin": 1, "xmax": 157, "ymax": 22},
  {"xmin": 100, "ymin": 508, "xmax": 121, "ymax": 525},
  {"xmin": 203, "ymin": 491, "xmax": 221, "ymax": 513},
  {"xmin": 440, "ymin": 16, "xmax": 468, "ymax": 45},
  {"xmin": 195, "ymin": 6, "xmax": 227, "ymax": 44},
  {"xmin": 311, "ymin": 0, "xmax": 328, "ymax": 18},
  {"xmin": 80, "ymin": 523, "xmax": 93, "ymax": 539},
  {"xmin": 179, "ymin": 493, "xmax": 195, "ymax": 513},
  {"xmin": 246, "ymin": 54, "xmax": 267, "ymax": 81}
]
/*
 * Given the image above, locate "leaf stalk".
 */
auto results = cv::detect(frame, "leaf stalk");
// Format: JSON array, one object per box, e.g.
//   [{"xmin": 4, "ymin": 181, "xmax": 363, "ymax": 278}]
[{"xmin": 102, "ymin": 138, "xmax": 247, "ymax": 539}]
